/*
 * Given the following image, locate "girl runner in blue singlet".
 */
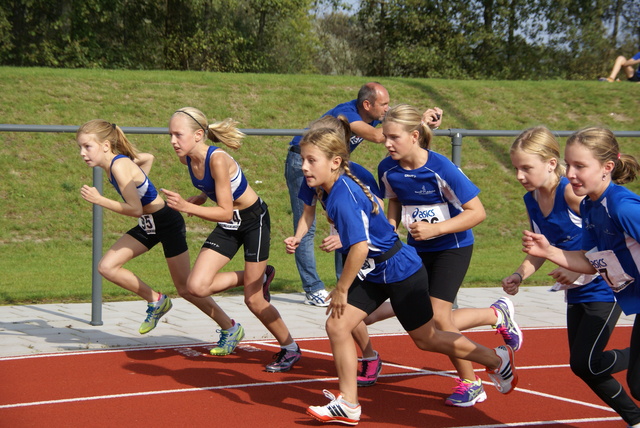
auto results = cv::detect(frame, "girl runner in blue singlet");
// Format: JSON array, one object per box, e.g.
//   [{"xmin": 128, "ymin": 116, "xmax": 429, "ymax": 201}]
[
  {"xmin": 523, "ymin": 127, "xmax": 640, "ymax": 426},
  {"xmin": 295, "ymin": 126, "xmax": 517, "ymax": 426},
  {"xmin": 506, "ymin": 126, "xmax": 640, "ymax": 426},
  {"xmin": 161, "ymin": 107, "xmax": 300, "ymax": 372},
  {"xmin": 371, "ymin": 104, "xmax": 522, "ymax": 407}
]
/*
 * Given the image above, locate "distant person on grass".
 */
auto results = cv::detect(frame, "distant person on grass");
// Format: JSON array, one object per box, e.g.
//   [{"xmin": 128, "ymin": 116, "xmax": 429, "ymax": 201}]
[
  {"xmin": 161, "ymin": 107, "xmax": 301, "ymax": 372},
  {"xmin": 599, "ymin": 52, "xmax": 640, "ymax": 82},
  {"xmin": 285, "ymin": 81, "xmax": 442, "ymax": 307},
  {"xmin": 504, "ymin": 126, "xmax": 640, "ymax": 427},
  {"xmin": 77, "ymin": 119, "xmax": 211, "ymax": 335},
  {"xmin": 297, "ymin": 125, "xmax": 517, "ymax": 426}
]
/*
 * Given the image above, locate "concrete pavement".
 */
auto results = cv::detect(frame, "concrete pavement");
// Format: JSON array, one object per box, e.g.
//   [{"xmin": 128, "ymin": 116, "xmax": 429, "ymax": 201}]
[{"xmin": 0, "ymin": 287, "xmax": 635, "ymax": 358}]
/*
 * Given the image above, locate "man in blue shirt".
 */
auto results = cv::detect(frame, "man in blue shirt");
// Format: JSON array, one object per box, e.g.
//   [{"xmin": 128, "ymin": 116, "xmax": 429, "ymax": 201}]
[
  {"xmin": 285, "ymin": 82, "xmax": 442, "ymax": 306},
  {"xmin": 599, "ymin": 52, "xmax": 640, "ymax": 82}
]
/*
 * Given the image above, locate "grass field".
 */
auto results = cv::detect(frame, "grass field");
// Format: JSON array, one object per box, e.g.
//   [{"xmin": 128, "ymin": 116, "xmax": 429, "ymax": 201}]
[{"xmin": 2, "ymin": 67, "xmax": 640, "ymax": 304}]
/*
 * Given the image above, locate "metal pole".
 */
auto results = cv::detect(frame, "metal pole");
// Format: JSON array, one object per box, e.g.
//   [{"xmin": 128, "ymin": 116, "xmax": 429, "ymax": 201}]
[
  {"xmin": 90, "ymin": 167, "xmax": 104, "ymax": 326},
  {"xmin": 450, "ymin": 130, "xmax": 464, "ymax": 167}
]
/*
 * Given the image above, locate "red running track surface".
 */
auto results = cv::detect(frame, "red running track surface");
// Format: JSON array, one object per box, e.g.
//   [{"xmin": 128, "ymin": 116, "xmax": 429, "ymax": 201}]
[{"xmin": 0, "ymin": 326, "xmax": 636, "ymax": 427}]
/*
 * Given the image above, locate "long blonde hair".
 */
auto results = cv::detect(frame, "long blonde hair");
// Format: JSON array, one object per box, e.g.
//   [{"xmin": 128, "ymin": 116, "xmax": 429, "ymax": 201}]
[
  {"xmin": 173, "ymin": 107, "xmax": 245, "ymax": 150},
  {"xmin": 77, "ymin": 119, "xmax": 138, "ymax": 159},
  {"xmin": 300, "ymin": 127, "xmax": 379, "ymax": 215}
]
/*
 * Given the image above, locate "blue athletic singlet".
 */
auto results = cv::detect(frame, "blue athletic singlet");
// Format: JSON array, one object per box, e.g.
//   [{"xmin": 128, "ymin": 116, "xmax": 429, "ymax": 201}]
[
  {"xmin": 323, "ymin": 175, "xmax": 422, "ymax": 283},
  {"xmin": 378, "ymin": 150, "xmax": 479, "ymax": 252},
  {"xmin": 187, "ymin": 146, "xmax": 248, "ymax": 203},
  {"xmin": 581, "ymin": 182, "xmax": 640, "ymax": 314},
  {"xmin": 524, "ymin": 177, "xmax": 614, "ymax": 305},
  {"xmin": 108, "ymin": 154, "xmax": 158, "ymax": 206}
]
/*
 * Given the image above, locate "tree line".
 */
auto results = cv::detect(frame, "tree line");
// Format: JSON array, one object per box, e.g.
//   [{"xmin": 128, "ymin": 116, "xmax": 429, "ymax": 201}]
[{"xmin": 1, "ymin": 0, "xmax": 639, "ymax": 80}]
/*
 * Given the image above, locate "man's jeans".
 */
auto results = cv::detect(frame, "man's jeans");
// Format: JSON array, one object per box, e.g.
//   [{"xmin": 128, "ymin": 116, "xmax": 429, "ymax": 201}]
[{"xmin": 285, "ymin": 149, "xmax": 325, "ymax": 294}]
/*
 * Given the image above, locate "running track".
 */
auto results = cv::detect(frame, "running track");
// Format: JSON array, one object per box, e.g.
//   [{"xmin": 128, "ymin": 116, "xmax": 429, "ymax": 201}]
[{"xmin": 0, "ymin": 326, "xmax": 636, "ymax": 427}]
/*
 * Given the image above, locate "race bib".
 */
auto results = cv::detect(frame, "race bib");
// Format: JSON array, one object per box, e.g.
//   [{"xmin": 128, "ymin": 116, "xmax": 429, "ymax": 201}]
[
  {"xmin": 549, "ymin": 273, "xmax": 598, "ymax": 292},
  {"xmin": 219, "ymin": 209, "xmax": 242, "ymax": 231},
  {"xmin": 401, "ymin": 203, "xmax": 450, "ymax": 238},
  {"xmin": 357, "ymin": 258, "xmax": 375, "ymax": 280},
  {"xmin": 138, "ymin": 214, "xmax": 156, "ymax": 235},
  {"xmin": 585, "ymin": 249, "xmax": 635, "ymax": 293}
]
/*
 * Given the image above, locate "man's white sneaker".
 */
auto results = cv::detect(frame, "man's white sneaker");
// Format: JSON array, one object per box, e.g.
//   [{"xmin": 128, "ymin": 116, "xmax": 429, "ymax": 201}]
[{"xmin": 304, "ymin": 289, "xmax": 330, "ymax": 307}]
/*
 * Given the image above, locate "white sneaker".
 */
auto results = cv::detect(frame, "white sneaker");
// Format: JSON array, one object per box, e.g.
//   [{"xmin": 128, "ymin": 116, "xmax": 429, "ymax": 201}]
[
  {"xmin": 486, "ymin": 345, "xmax": 518, "ymax": 394},
  {"xmin": 304, "ymin": 289, "xmax": 330, "ymax": 307},
  {"xmin": 307, "ymin": 390, "xmax": 361, "ymax": 425}
]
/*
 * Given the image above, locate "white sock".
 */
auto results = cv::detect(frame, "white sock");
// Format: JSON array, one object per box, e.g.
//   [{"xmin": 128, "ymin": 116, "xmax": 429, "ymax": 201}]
[
  {"xmin": 339, "ymin": 396, "xmax": 359, "ymax": 408},
  {"xmin": 361, "ymin": 350, "xmax": 378, "ymax": 361},
  {"xmin": 493, "ymin": 307, "xmax": 503, "ymax": 326},
  {"xmin": 227, "ymin": 320, "xmax": 239, "ymax": 333},
  {"xmin": 283, "ymin": 341, "xmax": 298, "ymax": 352}
]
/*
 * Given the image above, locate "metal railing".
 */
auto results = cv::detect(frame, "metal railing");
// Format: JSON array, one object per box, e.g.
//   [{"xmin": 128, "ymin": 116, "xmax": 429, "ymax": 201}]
[{"xmin": 4, "ymin": 124, "xmax": 640, "ymax": 325}]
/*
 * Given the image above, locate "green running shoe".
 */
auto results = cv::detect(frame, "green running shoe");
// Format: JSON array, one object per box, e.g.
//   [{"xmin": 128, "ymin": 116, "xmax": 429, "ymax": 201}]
[
  {"xmin": 139, "ymin": 295, "xmax": 172, "ymax": 334},
  {"xmin": 210, "ymin": 323, "xmax": 245, "ymax": 356}
]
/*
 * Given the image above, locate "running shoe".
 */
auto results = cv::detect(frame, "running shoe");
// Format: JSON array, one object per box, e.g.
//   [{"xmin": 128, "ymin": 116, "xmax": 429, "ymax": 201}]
[
  {"xmin": 307, "ymin": 390, "xmax": 361, "ymax": 426},
  {"xmin": 486, "ymin": 345, "xmax": 518, "ymax": 394},
  {"xmin": 304, "ymin": 289, "xmax": 330, "ymax": 307},
  {"xmin": 265, "ymin": 345, "xmax": 302, "ymax": 372},
  {"xmin": 263, "ymin": 265, "xmax": 275, "ymax": 302},
  {"xmin": 357, "ymin": 351, "xmax": 382, "ymax": 387},
  {"xmin": 445, "ymin": 376, "xmax": 487, "ymax": 407},
  {"xmin": 210, "ymin": 323, "xmax": 245, "ymax": 356},
  {"xmin": 491, "ymin": 296, "xmax": 523, "ymax": 351},
  {"xmin": 139, "ymin": 295, "xmax": 172, "ymax": 334}
]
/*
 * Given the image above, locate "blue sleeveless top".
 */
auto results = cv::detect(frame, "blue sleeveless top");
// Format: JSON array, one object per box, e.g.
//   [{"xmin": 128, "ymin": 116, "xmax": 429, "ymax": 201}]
[
  {"xmin": 108, "ymin": 154, "xmax": 158, "ymax": 206},
  {"xmin": 524, "ymin": 177, "xmax": 613, "ymax": 304},
  {"xmin": 186, "ymin": 146, "xmax": 248, "ymax": 203}
]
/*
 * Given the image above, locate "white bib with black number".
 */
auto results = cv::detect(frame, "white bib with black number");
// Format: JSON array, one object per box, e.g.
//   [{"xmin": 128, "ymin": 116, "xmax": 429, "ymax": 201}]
[
  {"xmin": 585, "ymin": 249, "xmax": 635, "ymax": 293},
  {"xmin": 139, "ymin": 214, "xmax": 156, "ymax": 235},
  {"xmin": 219, "ymin": 209, "xmax": 242, "ymax": 231}
]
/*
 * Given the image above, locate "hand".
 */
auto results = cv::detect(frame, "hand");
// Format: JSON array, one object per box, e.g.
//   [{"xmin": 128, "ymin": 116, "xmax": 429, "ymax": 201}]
[
  {"xmin": 408, "ymin": 220, "xmax": 440, "ymax": 241},
  {"xmin": 326, "ymin": 288, "xmax": 346, "ymax": 318},
  {"xmin": 422, "ymin": 107, "xmax": 443, "ymax": 129},
  {"xmin": 549, "ymin": 267, "xmax": 581, "ymax": 285},
  {"xmin": 80, "ymin": 185, "xmax": 102, "ymax": 205},
  {"xmin": 522, "ymin": 230, "xmax": 550, "ymax": 257},
  {"xmin": 501, "ymin": 274, "xmax": 521, "ymax": 296},
  {"xmin": 319, "ymin": 235, "xmax": 343, "ymax": 253},
  {"xmin": 283, "ymin": 236, "xmax": 301, "ymax": 254},
  {"xmin": 161, "ymin": 188, "xmax": 189, "ymax": 213}
]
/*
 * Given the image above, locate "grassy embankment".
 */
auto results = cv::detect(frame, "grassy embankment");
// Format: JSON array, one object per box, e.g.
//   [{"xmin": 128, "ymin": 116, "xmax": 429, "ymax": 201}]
[{"xmin": 2, "ymin": 67, "xmax": 640, "ymax": 304}]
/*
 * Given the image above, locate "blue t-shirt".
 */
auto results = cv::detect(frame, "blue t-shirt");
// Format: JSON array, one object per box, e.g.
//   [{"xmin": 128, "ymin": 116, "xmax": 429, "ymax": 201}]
[
  {"xmin": 289, "ymin": 100, "xmax": 381, "ymax": 153},
  {"xmin": 524, "ymin": 177, "xmax": 614, "ymax": 305},
  {"xmin": 186, "ymin": 146, "xmax": 248, "ymax": 203},
  {"xmin": 378, "ymin": 150, "xmax": 480, "ymax": 252},
  {"xmin": 324, "ymin": 175, "xmax": 422, "ymax": 283},
  {"xmin": 108, "ymin": 154, "xmax": 158, "ymax": 206},
  {"xmin": 633, "ymin": 52, "xmax": 640, "ymax": 79},
  {"xmin": 581, "ymin": 183, "xmax": 640, "ymax": 315}
]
